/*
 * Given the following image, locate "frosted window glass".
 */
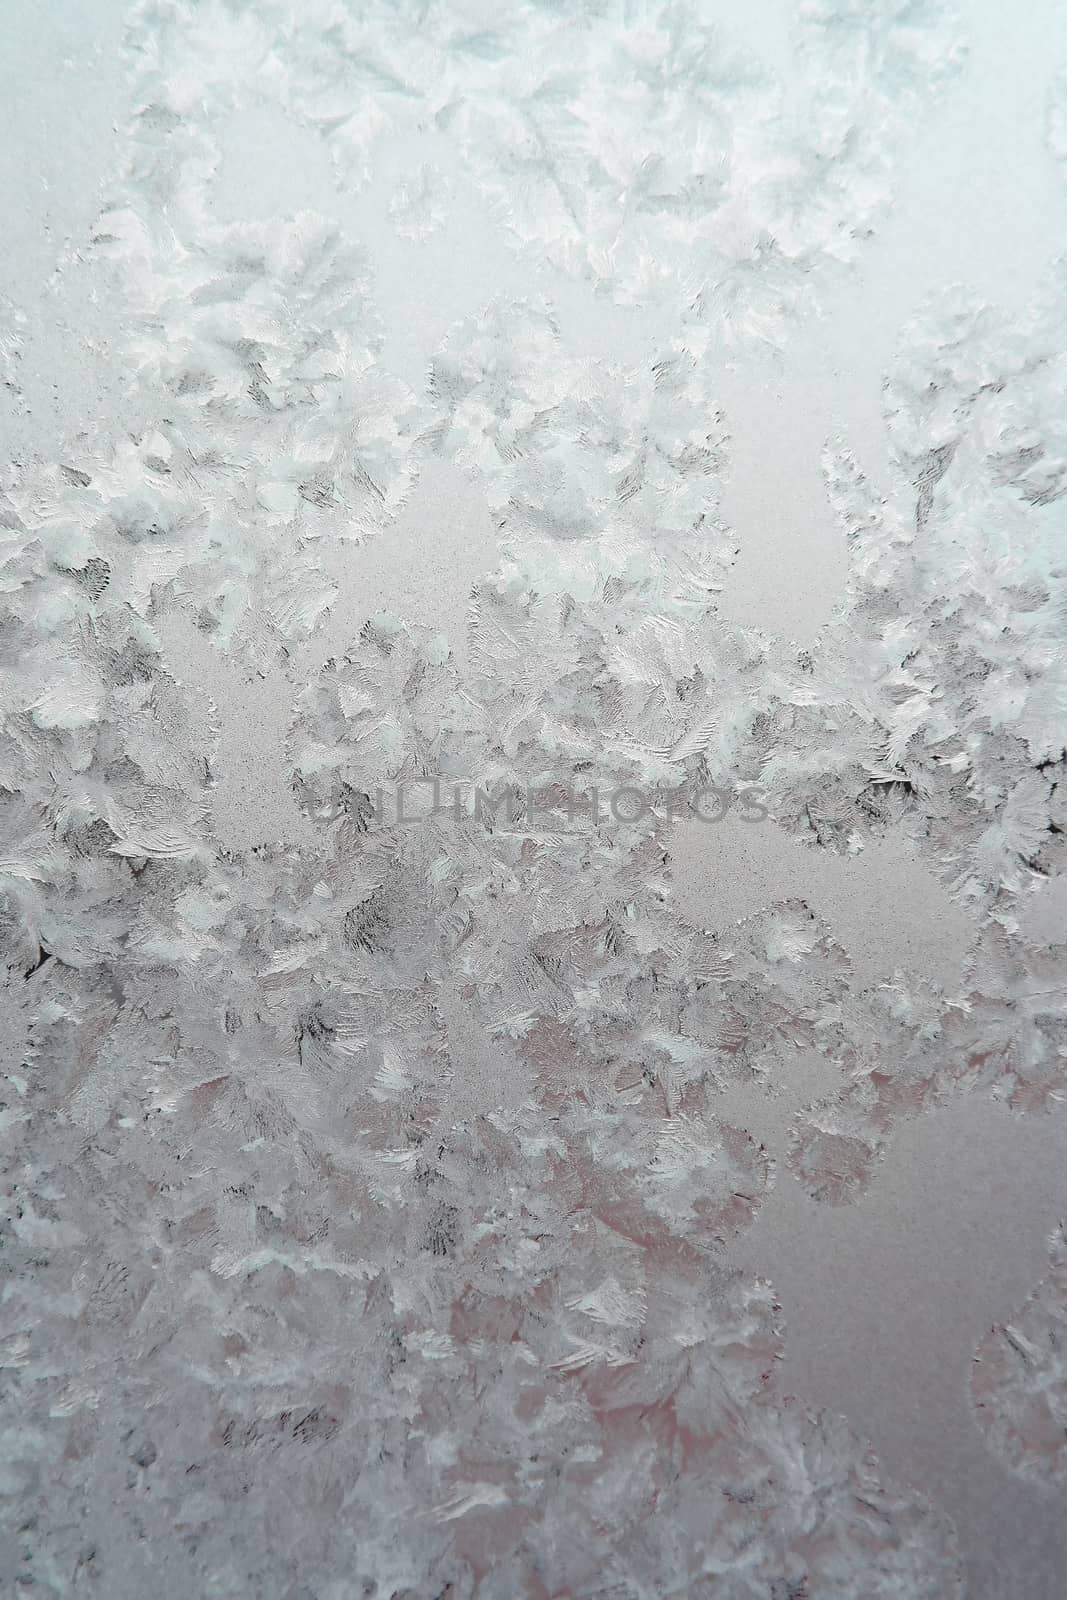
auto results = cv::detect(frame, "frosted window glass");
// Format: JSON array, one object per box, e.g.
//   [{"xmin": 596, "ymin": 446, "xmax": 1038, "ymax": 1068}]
[{"xmin": 2, "ymin": 2, "xmax": 1066, "ymax": 1595}]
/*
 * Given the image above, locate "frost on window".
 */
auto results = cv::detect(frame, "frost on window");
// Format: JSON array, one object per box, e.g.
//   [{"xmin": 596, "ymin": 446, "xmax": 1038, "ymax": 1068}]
[
  {"xmin": 972, "ymin": 1221, "xmax": 1067, "ymax": 1489},
  {"xmin": 2, "ymin": 1, "xmax": 1067, "ymax": 1596}
]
